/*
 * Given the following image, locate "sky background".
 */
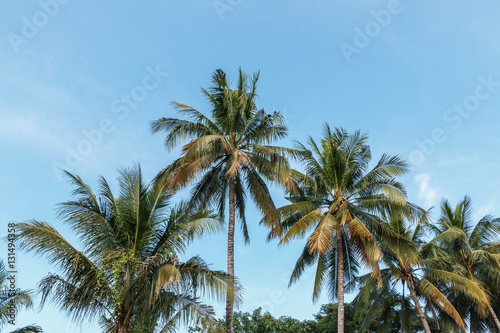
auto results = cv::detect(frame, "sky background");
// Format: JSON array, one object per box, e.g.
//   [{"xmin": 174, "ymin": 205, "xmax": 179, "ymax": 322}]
[{"xmin": 1, "ymin": 0, "xmax": 500, "ymax": 332}]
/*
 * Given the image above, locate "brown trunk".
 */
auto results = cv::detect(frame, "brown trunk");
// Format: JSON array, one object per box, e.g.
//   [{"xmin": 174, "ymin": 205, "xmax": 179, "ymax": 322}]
[
  {"xmin": 114, "ymin": 322, "xmax": 129, "ymax": 333},
  {"xmin": 113, "ymin": 309, "xmax": 126, "ymax": 333},
  {"xmin": 114, "ymin": 313, "xmax": 131, "ymax": 333},
  {"xmin": 487, "ymin": 302, "xmax": 500, "ymax": 331},
  {"xmin": 429, "ymin": 301, "xmax": 441, "ymax": 331},
  {"xmin": 225, "ymin": 178, "xmax": 236, "ymax": 333},
  {"xmin": 337, "ymin": 227, "xmax": 345, "ymax": 333},
  {"xmin": 407, "ymin": 281, "xmax": 432, "ymax": 333}
]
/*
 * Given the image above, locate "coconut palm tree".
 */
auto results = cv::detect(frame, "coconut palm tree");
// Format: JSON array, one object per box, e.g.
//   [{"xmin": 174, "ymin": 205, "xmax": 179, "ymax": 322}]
[
  {"xmin": 274, "ymin": 125, "xmax": 424, "ymax": 333},
  {"xmin": 0, "ymin": 260, "xmax": 42, "ymax": 333},
  {"xmin": 15, "ymin": 166, "xmax": 238, "ymax": 333},
  {"xmin": 429, "ymin": 196, "xmax": 500, "ymax": 332},
  {"xmin": 151, "ymin": 68, "xmax": 294, "ymax": 333},
  {"xmin": 352, "ymin": 214, "xmax": 488, "ymax": 333},
  {"xmin": 353, "ymin": 269, "xmax": 436, "ymax": 333}
]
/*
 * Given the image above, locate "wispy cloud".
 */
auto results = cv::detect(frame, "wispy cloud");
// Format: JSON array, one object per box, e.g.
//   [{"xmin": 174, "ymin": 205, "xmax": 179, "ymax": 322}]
[
  {"xmin": 0, "ymin": 110, "xmax": 59, "ymax": 147},
  {"xmin": 477, "ymin": 190, "xmax": 500, "ymax": 218},
  {"xmin": 414, "ymin": 173, "xmax": 439, "ymax": 208}
]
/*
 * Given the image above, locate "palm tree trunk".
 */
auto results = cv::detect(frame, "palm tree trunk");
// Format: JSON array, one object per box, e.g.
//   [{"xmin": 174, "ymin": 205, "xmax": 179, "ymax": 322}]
[
  {"xmin": 336, "ymin": 227, "xmax": 344, "ymax": 333},
  {"xmin": 407, "ymin": 281, "xmax": 431, "ymax": 333},
  {"xmin": 226, "ymin": 178, "xmax": 236, "ymax": 333},
  {"xmin": 428, "ymin": 302, "xmax": 441, "ymax": 331},
  {"xmin": 487, "ymin": 302, "xmax": 500, "ymax": 331},
  {"xmin": 115, "ymin": 307, "xmax": 129, "ymax": 333}
]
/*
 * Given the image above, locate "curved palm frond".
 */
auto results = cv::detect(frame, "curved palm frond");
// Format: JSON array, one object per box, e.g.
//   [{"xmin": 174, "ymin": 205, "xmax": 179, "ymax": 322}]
[{"xmin": 16, "ymin": 166, "xmax": 233, "ymax": 332}]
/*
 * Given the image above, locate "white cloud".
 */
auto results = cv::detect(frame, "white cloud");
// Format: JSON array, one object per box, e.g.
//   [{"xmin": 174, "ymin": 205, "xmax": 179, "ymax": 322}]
[
  {"xmin": 0, "ymin": 111, "xmax": 56, "ymax": 145},
  {"xmin": 414, "ymin": 173, "xmax": 439, "ymax": 208},
  {"xmin": 477, "ymin": 190, "xmax": 500, "ymax": 218}
]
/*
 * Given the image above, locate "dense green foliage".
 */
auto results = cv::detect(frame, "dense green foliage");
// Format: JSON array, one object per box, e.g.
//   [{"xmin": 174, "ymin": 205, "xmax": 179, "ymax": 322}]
[
  {"xmin": 15, "ymin": 166, "xmax": 239, "ymax": 333},
  {"xmin": 12, "ymin": 68, "xmax": 500, "ymax": 333},
  {"xmin": 189, "ymin": 302, "xmax": 440, "ymax": 333},
  {"xmin": 428, "ymin": 196, "xmax": 500, "ymax": 332},
  {"xmin": 273, "ymin": 125, "xmax": 423, "ymax": 332},
  {"xmin": 152, "ymin": 68, "xmax": 295, "ymax": 333}
]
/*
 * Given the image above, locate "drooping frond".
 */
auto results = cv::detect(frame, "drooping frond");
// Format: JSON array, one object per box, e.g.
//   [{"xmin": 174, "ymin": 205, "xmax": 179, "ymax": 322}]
[
  {"xmin": 150, "ymin": 117, "xmax": 214, "ymax": 151},
  {"xmin": 176, "ymin": 256, "xmax": 243, "ymax": 306},
  {"xmin": 279, "ymin": 124, "xmax": 419, "ymax": 308},
  {"xmin": 17, "ymin": 166, "xmax": 233, "ymax": 331},
  {"xmin": 152, "ymin": 69, "xmax": 292, "ymax": 245},
  {"xmin": 425, "ymin": 268, "xmax": 490, "ymax": 316},
  {"xmin": 418, "ymin": 277, "xmax": 465, "ymax": 328}
]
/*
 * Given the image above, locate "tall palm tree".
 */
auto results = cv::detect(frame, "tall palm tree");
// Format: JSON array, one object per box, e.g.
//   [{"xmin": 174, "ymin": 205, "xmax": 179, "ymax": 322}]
[
  {"xmin": 0, "ymin": 260, "xmax": 42, "ymax": 333},
  {"xmin": 429, "ymin": 196, "xmax": 500, "ymax": 332},
  {"xmin": 275, "ymin": 125, "xmax": 423, "ymax": 333},
  {"xmin": 151, "ymin": 68, "xmax": 294, "ymax": 333},
  {"xmin": 15, "ymin": 166, "xmax": 238, "ymax": 333},
  {"xmin": 353, "ymin": 214, "xmax": 485, "ymax": 332}
]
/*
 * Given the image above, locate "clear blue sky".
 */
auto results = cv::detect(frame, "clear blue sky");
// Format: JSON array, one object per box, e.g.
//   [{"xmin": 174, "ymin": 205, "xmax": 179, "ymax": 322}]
[{"xmin": 1, "ymin": 1, "xmax": 500, "ymax": 332}]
